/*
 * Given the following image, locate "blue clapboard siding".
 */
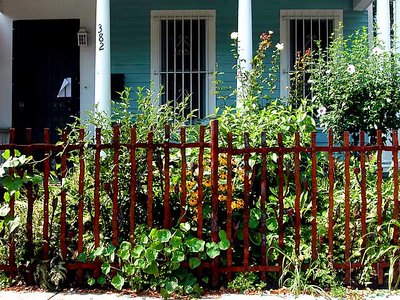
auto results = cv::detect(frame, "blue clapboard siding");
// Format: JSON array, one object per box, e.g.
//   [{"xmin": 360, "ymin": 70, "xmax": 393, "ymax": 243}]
[{"xmin": 110, "ymin": 0, "xmax": 369, "ymax": 123}]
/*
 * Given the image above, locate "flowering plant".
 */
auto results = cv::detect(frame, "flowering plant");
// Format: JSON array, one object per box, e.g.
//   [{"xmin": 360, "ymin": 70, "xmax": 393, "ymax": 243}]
[{"xmin": 310, "ymin": 27, "xmax": 400, "ymax": 143}]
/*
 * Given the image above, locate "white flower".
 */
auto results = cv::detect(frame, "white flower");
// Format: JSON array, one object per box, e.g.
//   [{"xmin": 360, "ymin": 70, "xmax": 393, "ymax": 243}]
[
  {"xmin": 317, "ymin": 106, "xmax": 327, "ymax": 117},
  {"xmin": 308, "ymin": 79, "xmax": 314, "ymax": 84},
  {"xmin": 326, "ymin": 69, "xmax": 331, "ymax": 75},
  {"xmin": 269, "ymin": 30, "xmax": 274, "ymax": 35},
  {"xmin": 230, "ymin": 32, "xmax": 238, "ymax": 40},
  {"xmin": 372, "ymin": 47, "xmax": 383, "ymax": 55},
  {"xmin": 275, "ymin": 43, "xmax": 285, "ymax": 51},
  {"xmin": 347, "ymin": 64, "xmax": 356, "ymax": 75}
]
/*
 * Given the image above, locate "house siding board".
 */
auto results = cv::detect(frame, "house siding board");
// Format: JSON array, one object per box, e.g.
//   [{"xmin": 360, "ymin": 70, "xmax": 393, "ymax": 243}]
[{"xmin": 110, "ymin": 0, "xmax": 369, "ymax": 112}]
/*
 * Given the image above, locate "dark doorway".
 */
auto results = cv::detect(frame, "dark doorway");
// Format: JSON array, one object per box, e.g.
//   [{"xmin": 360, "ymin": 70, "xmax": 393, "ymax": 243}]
[{"xmin": 12, "ymin": 19, "xmax": 80, "ymax": 143}]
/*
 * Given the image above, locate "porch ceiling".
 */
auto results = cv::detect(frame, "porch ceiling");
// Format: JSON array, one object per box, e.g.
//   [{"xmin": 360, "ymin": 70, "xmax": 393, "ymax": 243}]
[{"xmin": 353, "ymin": 0, "xmax": 374, "ymax": 11}]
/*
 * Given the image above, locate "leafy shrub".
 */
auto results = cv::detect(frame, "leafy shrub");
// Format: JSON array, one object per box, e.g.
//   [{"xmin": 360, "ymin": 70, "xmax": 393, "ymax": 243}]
[
  {"xmin": 83, "ymin": 223, "xmax": 229, "ymax": 298},
  {"xmin": 310, "ymin": 27, "xmax": 400, "ymax": 143}
]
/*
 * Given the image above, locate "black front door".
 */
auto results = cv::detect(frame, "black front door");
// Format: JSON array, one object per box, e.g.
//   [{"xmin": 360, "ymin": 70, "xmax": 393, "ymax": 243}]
[{"xmin": 12, "ymin": 19, "xmax": 80, "ymax": 143}]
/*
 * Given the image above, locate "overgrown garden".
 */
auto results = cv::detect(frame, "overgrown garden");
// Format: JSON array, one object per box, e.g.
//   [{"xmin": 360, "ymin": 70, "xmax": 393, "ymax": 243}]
[{"xmin": 0, "ymin": 28, "xmax": 400, "ymax": 298}]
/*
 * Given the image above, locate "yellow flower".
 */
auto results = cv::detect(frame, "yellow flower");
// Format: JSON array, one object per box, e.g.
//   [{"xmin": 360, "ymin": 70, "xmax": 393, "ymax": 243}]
[
  {"xmin": 219, "ymin": 173, "xmax": 227, "ymax": 179},
  {"xmin": 218, "ymin": 195, "xmax": 227, "ymax": 202},
  {"xmin": 231, "ymin": 199, "xmax": 244, "ymax": 210},
  {"xmin": 218, "ymin": 184, "xmax": 228, "ymax": 192},
  {"xmin": 186, "ymin": 181, "xmax": 196, "ymax": 190},
  {"xmin": 203, "ymin": 180, "xmax": 211, "ymax": 187},
  {"xmin": 188, "ymin": 197, "xmax": 197, "ymax": 206}
]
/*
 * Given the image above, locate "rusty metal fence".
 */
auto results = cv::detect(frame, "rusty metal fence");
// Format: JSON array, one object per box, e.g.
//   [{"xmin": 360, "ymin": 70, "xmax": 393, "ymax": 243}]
[{"xmin": 0, "ymin": 120, "xmax": 398, "ymax": 287}]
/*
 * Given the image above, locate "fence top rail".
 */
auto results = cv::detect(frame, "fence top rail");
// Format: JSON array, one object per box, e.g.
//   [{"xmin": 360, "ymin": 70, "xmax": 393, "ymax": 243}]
[{"xmin": 0, "ymin": 124, "xmax": 396, "ymax": 153}]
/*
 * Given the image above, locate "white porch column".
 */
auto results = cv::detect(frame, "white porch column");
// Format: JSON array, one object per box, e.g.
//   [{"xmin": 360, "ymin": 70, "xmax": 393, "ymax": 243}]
[
  {"xmin": 237, "ymin": 0, "xmax": 253, "ymax": 106},
  {"xmin": 376, "ymin": 0, "xmax": 392, "ymax": 170},
  {"xmin": 376, "ymin": 0, "xmax": 391, "ymax": 51},
  {"xmin": 95, "ymin": 0, "xmax": 111, "ymax": 115}
]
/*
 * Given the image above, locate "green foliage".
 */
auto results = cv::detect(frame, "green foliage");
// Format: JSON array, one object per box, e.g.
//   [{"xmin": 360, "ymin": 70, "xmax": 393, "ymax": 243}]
[
  {"xmin": 216, "ymin": 31, "xmax": 316, "ymax": 148},
  {"xmin": 0, "ymin": 150, "xmax": 35, "ymax": 235},
  {"xmin": 227, "ymin": 272, "xmax": 266, "ymax": 293},
  {"xmin": 85, "ymin": 224, "xmax": 229, "ymax": 298},
  {"xmin": 61, "ymin": 85, "xmax": 197, "ymax": 248},
  {"xmin": 310, "ymin": 27, "xmax": 400, "ymax": 143},
  {"xmin": 35, "ymin": 255, "xmax": 67, "ymax": 291},
  {"xmin": 277, "ymin": 248, "xmax": 333, "ymax": 297}
]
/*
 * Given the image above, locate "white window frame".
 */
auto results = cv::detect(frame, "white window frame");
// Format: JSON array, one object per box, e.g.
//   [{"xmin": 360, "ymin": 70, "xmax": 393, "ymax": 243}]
[
  {"xmin": 150, "ymin": 10, "xmax": 216, "ymax": 116},
  {"xmin": 279, "ymin": 10, "xmax": 343, "ymax": 98}
]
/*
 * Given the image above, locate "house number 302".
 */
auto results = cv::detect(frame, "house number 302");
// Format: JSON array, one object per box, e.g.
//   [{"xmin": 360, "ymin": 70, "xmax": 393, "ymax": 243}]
[{"xmin": 98, "ymin": 24, "xmax": 105, "ymax": 51}]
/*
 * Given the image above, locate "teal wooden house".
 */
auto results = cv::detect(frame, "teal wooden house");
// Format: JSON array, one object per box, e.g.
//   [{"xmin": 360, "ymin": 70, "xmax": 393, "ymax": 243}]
[{"xmin": 0, "ymin": 0, "xmax": 390, "ymax": 141}]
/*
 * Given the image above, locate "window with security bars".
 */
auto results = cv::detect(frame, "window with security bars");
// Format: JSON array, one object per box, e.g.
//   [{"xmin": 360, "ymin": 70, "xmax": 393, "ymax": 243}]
[
  {"xmin": 290, "ymin": 18, "xmax": 334, "ymax": 100},
  {"xmin": 280, "ymin": 11, "xmax": 342, "ymax": 101},
  {"xmin": 151, "ymin": 11, "xmax": 215, "ymax": 121}
]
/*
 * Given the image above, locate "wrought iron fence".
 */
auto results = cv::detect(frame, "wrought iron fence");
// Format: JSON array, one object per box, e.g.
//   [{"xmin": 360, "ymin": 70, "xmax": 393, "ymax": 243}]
[{"xmin": 0, "ymin": 121, "xmax": 398, "ymax": 287}]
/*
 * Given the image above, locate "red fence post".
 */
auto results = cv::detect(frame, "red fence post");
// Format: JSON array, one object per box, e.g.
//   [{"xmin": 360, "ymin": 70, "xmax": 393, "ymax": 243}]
[
  {"xmin": 8, "ymin": 128, "xmax": 16, "ymax": 278},
  {"xmin": 197, "ymin": 126, "xmax": 205, "ymax": 240},
  {"xmin": 77, "ymin": 128, "xmax": 85, "ymax": 284},
  {"xmin": 277, "ymin": 133, "xmax": 285, "ymax": 264},
  {"xmin": 393, "ymin": 130, "xmax": 399, "ymax": 245},
  {"xmin": 42, "ymin": 128, "xmax": 51, "ymax": 262},
  {"xmin": 226, "ymin": 131, "xmax": 233, "ymax": 282},
  {"xmin": 25, "ymin": 128, "xmax": 35, "ymax": 284},
  {"xmin": 60, "ymin": 130, "xmax": 68, "ymax": 260},
  {"xmin": 376, "ymin": 130, "xmax": 384, "ymax": 285},
  {"xmin": 94, "ymin": 128, "xmax": 101, "ymax": 249},
  {"xmin": 147, "ymin": 131, "xmax": 154, "ymax": 228},
  {"xmin": 328, "ymin": 130, "xmax": 335, "ymax": 261},
  {"xmin": 129, "ymin": 128, "xmax": 137, "ymax": 244},
  {"xmin": 294, "ymin": 132, "xmax": 301, "ymax": 256},
  {"xmin": 180, "ymin": 127, "xmax": 187, "ymax": 222},
  {"xmin": 112, "ymin": 124, "xmax": 120, "ymax": 246},
  {"xmin": 359, "ymin": 131, "xmax": 367, "ymax": 249},
  {"xmin": 260, "ymin": 132, "xmax": 268, "ymax": 282},
  {"xmin": 243, "ymin": 132, "xmax": 251, "ymax": 269},
  {"xmin": 311, "ymin": 132, "xmax": 318, "ymax": 262},
  {"xmin": 163, "ymin": 125, "xmax": 171, "ymax": 229},
  {"xmin": 344, "ymin": 131, "xmax": 351, "ymax": 285},
  {"xmin": 210, "ymin": 120, "xmax": 219, "ymax": 288}
]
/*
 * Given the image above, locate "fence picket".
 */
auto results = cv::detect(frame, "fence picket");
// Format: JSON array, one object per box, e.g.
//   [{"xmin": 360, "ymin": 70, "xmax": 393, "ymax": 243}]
[
  {"xmin": 328, "ymin": 130, "xmax": 334, "ymax": 261},
  {"xmin": 344, "ymin": 131, "xmax": 351, "ymax": 285},
  {"xmin": 360, "ymin": 131, "xmax": 367, "ymax": 249},
  {"xmin": 377, "ymin": 130, "xmax": 384, "ymax": 285},
  {"xmin": 94, "ymin": 128, "xmax": 101, "ymax": 248},
  {"xmin": 311, "ymin": 132, "xmax": 318, "ymax": 261},
  {"xmin": 277, "ymin": 133, "xmax": 285, "ymax": 265},
  {"xmin": 393, "ymin": 130, "xmax": 399, "ymax": 245},
  {"xmin": 77, "ymin": 128, "xmax": 85, "ymax": 283},
  {"xmin": 180, "ymin": 127, "xmax": 187, "ymax": 222},
  {"xmin": 25, "ymin": 128, "xmax": 34, "ymax": 284},
  {"xmin": 129, "ymin": 128, "xmax": 137, "ymax": 244},
  {"xmin": 243, "ymin": 132, "xmax": 250, "ymax": 269},
  {"xmin": 260, "ymin": 132, "xmax": 267, "ymax": 281},
  {"xmin": 226, "ymin": 132, "xmax": 233, "ymax": 282},
  {"xmin": 163, "ymin": 125, "xmax": 171, "ymax": 229},
  {"xmin": 60, "ymin": 130, "xmax": 68, "ymax": 260},
  {"xmin": 8, "ymin": 128, "xmax": 16, "ymax": 278},
  {"xmin": 210, "ymin": 120, "xmax": 219, "ymax": 288},
  {"xmin": 294, "ymin": 132, "xmax": 301, "ymax": 256},
  {"xmin": 197, "ymin": 126, "xmax": 205, "ymax": 239},
  {"xmin": 42, "ymin": 128, "xmax": 51, "ymax": 262},
  {"xmin": 147, "ymin": 131, "xmax": 153, "ymax": 228}
]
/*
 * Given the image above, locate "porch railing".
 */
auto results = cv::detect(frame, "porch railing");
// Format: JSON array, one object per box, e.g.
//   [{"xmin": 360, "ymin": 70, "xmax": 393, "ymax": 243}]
[{"xmin": 0, "ymin": 120, "xmax": 398, "ymax": 287}]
